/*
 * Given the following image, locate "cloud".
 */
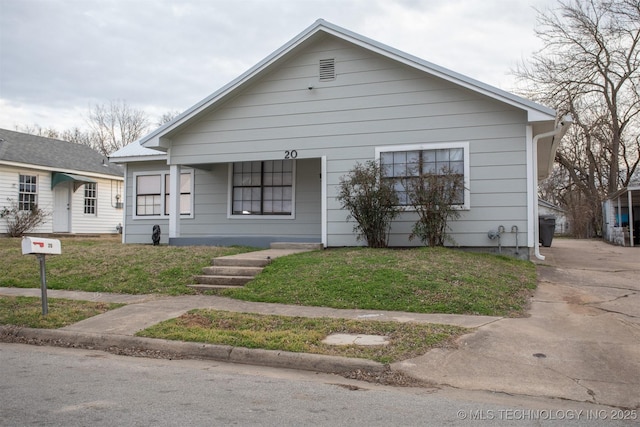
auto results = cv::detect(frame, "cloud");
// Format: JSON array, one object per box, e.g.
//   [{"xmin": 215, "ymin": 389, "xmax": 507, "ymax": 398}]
[{"xmin": 0, "ymin": 0, "xmax": 553, "ymax": 131}]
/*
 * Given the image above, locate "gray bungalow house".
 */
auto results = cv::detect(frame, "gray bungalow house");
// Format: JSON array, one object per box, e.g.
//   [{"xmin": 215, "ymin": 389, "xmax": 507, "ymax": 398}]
[
  {"xmin": 0, "ymin": 128, "xmax": 124, "ymax": 235},
  {"xmin": 110, "ymin": 19, "xmax": 570, "ymax": 259}
]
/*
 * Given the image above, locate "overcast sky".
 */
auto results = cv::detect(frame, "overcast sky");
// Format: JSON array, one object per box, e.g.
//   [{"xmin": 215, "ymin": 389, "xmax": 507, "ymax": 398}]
[{"xmin": 0, "ymin": 0, "xmax": 557, "ymax": 133}]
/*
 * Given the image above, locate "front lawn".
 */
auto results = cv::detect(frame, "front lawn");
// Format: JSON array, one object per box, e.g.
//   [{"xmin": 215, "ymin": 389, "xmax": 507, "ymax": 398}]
[
  {"xmin": 1, "ymin": 237, "xmax": 537, "ymax": 317},
  {"xmin": 223, "ymin": 247, "xmax": 537, "ymax": 317},
  {"xmin": 0, "ymin": 237, "xmax": 255, "ymax": 295}
]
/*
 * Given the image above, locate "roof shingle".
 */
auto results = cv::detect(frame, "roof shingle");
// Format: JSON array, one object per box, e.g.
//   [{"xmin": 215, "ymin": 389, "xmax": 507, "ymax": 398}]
[{"xmin": 0, "ymin": 128, "xmax": 123, "ymax": 177}]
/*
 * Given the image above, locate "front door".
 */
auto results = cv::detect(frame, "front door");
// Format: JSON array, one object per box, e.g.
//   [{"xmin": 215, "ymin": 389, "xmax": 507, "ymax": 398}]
[{"xmin": 53, "ymin": 182, "xmax": 71, "ymax": 232}]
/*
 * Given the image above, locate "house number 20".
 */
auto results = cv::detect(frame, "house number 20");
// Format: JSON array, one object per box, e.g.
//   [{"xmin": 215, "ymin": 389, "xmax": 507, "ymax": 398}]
[{"xmin": 284, "ymin": 150, "xmax": 298, "ymax": 159}]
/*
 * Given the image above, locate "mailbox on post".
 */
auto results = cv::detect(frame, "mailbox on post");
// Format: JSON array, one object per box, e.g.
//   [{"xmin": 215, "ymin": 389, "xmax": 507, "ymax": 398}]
[
  {"xmin": 22, "ymin": 237, "xmax": 62, "ymax": 255},
  {"xmin": 21, "ymin": 237, "xmax": 61, "ymax": 315}
]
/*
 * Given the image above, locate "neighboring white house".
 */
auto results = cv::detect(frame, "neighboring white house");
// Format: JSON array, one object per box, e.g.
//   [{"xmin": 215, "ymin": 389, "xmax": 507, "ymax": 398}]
[
  {"xmin": 0, "ymin": 129, "xmax": 124, "ymax": 235},
  {"xmin": 110, "ymin": 19, "xmax": 570, "ymax": 259},
  {"xmin": 538, "ymin": 199, "xmax": 569, "ymax": 235},
  {"xmin": 603, "ymin": 178, "xmax": 640, "ymax": 247}
]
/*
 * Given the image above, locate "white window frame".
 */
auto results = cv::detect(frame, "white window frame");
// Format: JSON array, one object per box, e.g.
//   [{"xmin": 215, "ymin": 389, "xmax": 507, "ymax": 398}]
[
  {"xmin": 132, "ymin": 169, "xmax": 195, "ymax": 220},
  {"xmin": 375, "ymin": 142, "xmax": 471, "ymax": 210},
  {"xmin": 18, "ymin": 174, "xmax": 38, "ymax": 211},
  {"xmin": 83, "ymin": 182, "xmax": 97, "ymax": 215},
  {"xmin": 227, "ymin": 160, "xmax": 296, "ymax": 219}
]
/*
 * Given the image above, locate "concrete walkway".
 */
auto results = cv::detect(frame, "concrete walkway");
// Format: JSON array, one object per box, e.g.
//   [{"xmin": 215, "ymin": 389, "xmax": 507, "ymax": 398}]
[{"xmin": 393, "ymin": 239, "xmax": 640, "ymax": 409}]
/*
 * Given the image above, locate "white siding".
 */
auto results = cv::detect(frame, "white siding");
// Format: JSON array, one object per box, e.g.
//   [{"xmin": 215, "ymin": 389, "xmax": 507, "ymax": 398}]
[
  {"xmin": 69, "ymin": 178, "xmax": 124, "ymax": 234},
  {"xmin": 0, "ymin": 164, "xmax": 123, "ymax": 235},
  {"xmin": 0, "ymin": 165, "xmax": 54, "ymax": 234}
]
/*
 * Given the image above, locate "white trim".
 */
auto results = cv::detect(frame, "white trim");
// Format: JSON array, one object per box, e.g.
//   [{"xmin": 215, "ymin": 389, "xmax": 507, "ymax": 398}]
[
  {"xmin": 169, "ymin": 164, "xmax": 181, "ymax": 238},
  {"xmin": 0, "ymin": 160, "xmax": 123, "ymax": 181},
  {"xmin": 226, "ymin": 160, "xmax": 297, "ymax": 220},
  {"xmin": 321, "ymin": 155, "xmax": 327, "ymax": 247},
  {"xmin": 121, "ymin": 164, "xmax": 128, "ymax": 243},
  {"xmin": 526, "ymin": 125, "xmax": 535, "ymax": 249},
  {"xmin": 375, "ymin": 141, "xmax": 471, "ymax": 210},
  {"xmin": 132, "ymin": 169, "xmax": 194, "ymax": 220},
  {"xmin": 82, "ymin": 181, "xmax": 98, "ymax": 216}
]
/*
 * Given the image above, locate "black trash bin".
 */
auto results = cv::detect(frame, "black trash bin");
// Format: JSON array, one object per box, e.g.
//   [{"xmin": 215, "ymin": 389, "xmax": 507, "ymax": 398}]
[{"xmin": 539, "ymin": 215, "xmax": 556, "ymax": 247}]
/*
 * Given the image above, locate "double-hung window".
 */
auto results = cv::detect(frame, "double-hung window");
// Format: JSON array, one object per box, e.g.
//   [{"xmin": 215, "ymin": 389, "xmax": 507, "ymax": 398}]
[
  {"xmin": 377, "ymin": 142, "xmax": 469, "ymax": 209},
  {"xmin": 134, "ymin": 171, "xmax": 193, "ymax": 218},
  {"xmin": 231, "ymin": 160, "xmax": 293, "ymax": 216},
  {"xmin": 84, "ymin": 182, "xmax": 97, "ymax": 215},
  {"xmin": 18, "ymin": 174, "xmax": 38, "ymax": 211},
  {"xmin": 136, "ymin": 174, "xmax": 162, "ymax": 216}
]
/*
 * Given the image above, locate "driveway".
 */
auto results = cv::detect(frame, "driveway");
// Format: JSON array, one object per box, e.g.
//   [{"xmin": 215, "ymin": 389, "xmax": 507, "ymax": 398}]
[{"xmin": 394, "ymin": 239, "xmax": 640, "ymax": 409}]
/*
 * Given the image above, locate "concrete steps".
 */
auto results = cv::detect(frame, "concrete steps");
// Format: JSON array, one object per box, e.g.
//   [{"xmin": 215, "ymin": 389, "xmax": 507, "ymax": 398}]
[{"xmin": 187, "ymin": 242, "xmax": 322, "ymax": 291}]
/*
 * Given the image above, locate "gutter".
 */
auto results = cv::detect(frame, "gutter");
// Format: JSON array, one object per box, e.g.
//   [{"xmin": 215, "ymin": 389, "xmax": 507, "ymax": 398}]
[{"xmin": 532, "ymin": 117, "xmax": 572, "ymax": 260}]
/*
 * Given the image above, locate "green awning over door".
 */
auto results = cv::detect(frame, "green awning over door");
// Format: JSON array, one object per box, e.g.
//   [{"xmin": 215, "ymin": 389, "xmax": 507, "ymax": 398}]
[{"xmin": 51, "ymin": 172, "xmax": 96, "ymax": 192}]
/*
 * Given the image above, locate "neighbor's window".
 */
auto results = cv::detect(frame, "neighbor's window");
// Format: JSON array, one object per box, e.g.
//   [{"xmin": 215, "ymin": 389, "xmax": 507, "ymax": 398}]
[
  {"xmin": 232, "ymin": 160, "xmax": 293, "ymax": 215},
  {"xmin": 18, "ymin": 174, "xmax": 38, "ymax": 211},
  {"xmin": 134, "ymin": 171, "xmax": 193, "ymax": 217},
  {"xmin": 378, "ymin": 143, "xmax": 469, "ymax": 208},
  {"xmin": 84, "ymin": 182, "xmax": 97, "ymax": 215}
]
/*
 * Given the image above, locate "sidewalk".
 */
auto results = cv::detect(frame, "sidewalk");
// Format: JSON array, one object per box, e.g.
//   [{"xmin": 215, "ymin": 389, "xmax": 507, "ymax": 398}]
[
  {"xmin": 2, "ymin": 239, "xmax": 639, "ymax": 409},
  {"xmin": 0, "ymin": 286, "xmax": 497, "ymax": 376}
]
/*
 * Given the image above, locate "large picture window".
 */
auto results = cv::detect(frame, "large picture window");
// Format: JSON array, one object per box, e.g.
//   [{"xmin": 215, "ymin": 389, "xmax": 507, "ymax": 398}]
[
  {"xmin": 134, "ymin": 170, "xmax": 193, "ymax": 218},
  {"xmin": 232, "ymin": 160, "xmax": 293, "ymax": 216},
  {"xmin": 377, "ymin": 142, "xmax": 469, "ymax": 209},
  {"xmin": 18, "ymin": 174, "xmax": 37, "ymax": 211}
]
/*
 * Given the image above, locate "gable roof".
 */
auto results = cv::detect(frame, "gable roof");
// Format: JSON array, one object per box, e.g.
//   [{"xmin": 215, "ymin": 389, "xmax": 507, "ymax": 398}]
[
  {"xmin": 0, "ymin": 128, "xmax": 123, "ymax": 177},
  {"xmin": 109, "ymin": 139, "xmax": 167, "ymax": 163},
  {"xmin": 140, "ymin": 19, "xmax": 557, "ymax": 151}
]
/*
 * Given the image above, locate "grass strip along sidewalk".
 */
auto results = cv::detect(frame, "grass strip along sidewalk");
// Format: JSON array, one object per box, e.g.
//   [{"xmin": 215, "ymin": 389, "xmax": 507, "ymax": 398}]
[
  {"xmin": 0, "ymin": 296, "xmax": 124, "ymax": 329},
  {"xmin": 137, "ymin": 309, "xmax": 467, "ymax": 364}
]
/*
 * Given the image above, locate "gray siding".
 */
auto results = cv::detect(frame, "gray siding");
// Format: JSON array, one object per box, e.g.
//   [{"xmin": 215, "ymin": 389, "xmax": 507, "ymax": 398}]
[
  {"xmin": 123, "ymin": 161, "xmax": 170, "ymax": 244},
  {"xmin": 124, "ymin": 159, "xmax": 321, "ymax": 245},
  {"xmin": 134, "ymin": 36, "xmax": 532, "ymax": 249}
]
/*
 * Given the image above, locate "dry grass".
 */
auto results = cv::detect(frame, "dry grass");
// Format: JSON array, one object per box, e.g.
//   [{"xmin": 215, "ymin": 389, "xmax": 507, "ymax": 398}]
[{"xmin": 137, "ymin": 309, "xmax": 468, "ymax": 364}]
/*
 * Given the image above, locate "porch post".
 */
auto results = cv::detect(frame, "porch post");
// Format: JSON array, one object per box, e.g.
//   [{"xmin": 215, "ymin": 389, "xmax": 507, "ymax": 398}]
[
  {"xmin": 321, "ymin": 156, "xmax": 327, "ymax": 247},
  {"xmin": 169, "ymin": 164, "xmax": 181, "ymax": 239}
]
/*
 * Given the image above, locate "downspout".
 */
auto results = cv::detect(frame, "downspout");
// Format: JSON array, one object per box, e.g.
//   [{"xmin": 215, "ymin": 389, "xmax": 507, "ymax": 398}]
[{"xmin": 532, "ymin": 118, "xmax": 572, "ymax": 260}]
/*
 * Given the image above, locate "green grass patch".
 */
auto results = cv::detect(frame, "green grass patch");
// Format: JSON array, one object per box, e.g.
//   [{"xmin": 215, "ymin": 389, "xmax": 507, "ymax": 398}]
[
  {"xmin": 0, "ymin": 296, "xmax": 124, "ymax": 329},
  {"xmin": 137, "ymin": 309, "xmax": 467, "ymax": 364},
  {"xmin": 0, "ymin": 237, "xmax": 256, "ymax": 295},
  {"xmin": 223, "ymin": 247, "xmax": 537, "ymax": 317}
]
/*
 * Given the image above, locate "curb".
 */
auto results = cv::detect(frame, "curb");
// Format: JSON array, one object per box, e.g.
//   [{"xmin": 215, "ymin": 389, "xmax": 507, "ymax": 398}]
[{"xmin": 0, "ymin": 326, "xmax": 386, "ymax": 375}]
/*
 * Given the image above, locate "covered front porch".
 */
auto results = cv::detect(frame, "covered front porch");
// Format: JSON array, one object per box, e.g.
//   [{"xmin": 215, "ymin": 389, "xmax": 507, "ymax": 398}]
[{"xmin": 164, "ymin": 157, "xmax": 326, "ymax": 248}]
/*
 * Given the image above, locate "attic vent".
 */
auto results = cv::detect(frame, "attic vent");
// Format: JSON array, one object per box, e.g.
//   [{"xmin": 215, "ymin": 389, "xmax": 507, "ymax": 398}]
[{"xmin": 319, "ymin": 58, "xmax": 335, "ymax": 81}]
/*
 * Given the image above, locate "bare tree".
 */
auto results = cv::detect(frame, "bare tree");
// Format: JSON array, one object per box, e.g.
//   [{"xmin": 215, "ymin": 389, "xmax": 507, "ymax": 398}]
[
  {"xmin": 15, "ymin": 124, "xmax": 60, "ymax": 139},
  {"xmin": 86, "ymin": 100, "xmax": 150, "ymax": 156},
  {"xmin": 515, "ymin": 0, "xmax": 640, "ymax": 237},
  {"xmin": 157, "ymin": 110, "xmax": 181, "ymax": 126}
]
